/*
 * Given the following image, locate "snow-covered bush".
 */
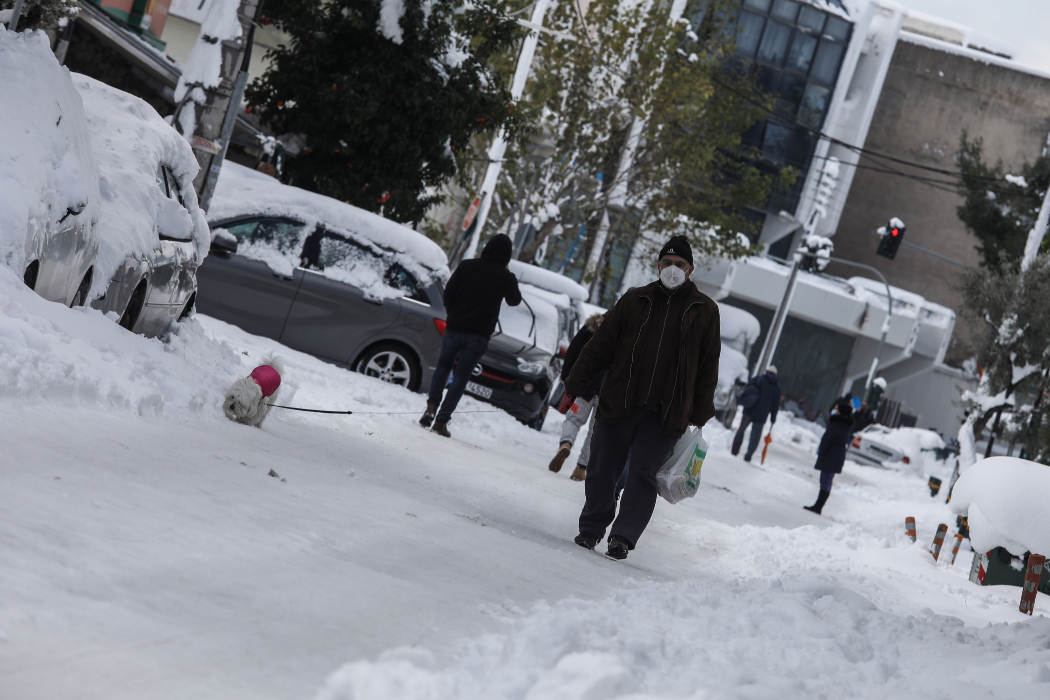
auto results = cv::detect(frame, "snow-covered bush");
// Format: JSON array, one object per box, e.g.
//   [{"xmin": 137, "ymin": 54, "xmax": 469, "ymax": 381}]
[
  {"xmin": 949, "ymin": 456, "xmax": 1050, "ymax": 556},
  {"xmin": 1, "ymin": 0, "xmax": 77, "ymax": 31}
]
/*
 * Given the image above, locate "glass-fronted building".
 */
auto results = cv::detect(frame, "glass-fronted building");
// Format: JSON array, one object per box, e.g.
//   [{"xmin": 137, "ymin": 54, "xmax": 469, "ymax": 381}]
[{"xmin": 734, "ymin": 0, "xmax": 852, "ymax": 231}]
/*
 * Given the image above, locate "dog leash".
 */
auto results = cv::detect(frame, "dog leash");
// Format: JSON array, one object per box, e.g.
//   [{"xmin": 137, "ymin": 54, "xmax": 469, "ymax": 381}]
[{"xmin": 263, "ymin": 404, "xmax": 535, "ymax": 416}]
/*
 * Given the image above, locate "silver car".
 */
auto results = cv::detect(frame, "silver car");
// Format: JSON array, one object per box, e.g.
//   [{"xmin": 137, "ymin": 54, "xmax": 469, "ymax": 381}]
[
  {"xmin": 2, "ymin": 34, "xmax": 99, "ymax": 308},
  {"xmin": 71, "ymin": 74, "xmax": 206, "ymax": 337},
  {"xmin": 848, "ymin": 425, "xmax": 910, "ymax": 466}
]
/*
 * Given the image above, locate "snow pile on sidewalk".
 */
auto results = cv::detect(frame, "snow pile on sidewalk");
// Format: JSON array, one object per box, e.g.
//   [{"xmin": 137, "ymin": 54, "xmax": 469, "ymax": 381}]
[
  {"xmin": 0, "ymin": 29, "xmax": 99, "ymax": 272},
  {"xmin": 73, "ymin": 74, "xmax": 209, "ymax": 296},
  {"xmin": 950, "ymin": 456, "xmax": 1050, "ymax": 556}
]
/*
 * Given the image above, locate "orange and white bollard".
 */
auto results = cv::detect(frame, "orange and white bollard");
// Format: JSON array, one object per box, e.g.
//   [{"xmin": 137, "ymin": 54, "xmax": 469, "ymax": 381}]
[
  {"xmin": 905, "ymin": 517, "xmax": 917, "ymax": 542},
  {"xmin": 931, "ymin": 523, "xmax": 948, "ymax": 561},
  {"xmin": 949, "ymin": 533, "xmax": 964, "ymax": 565},
  {"xmin": 1020, "ymin": 554, "xmax": 1046, "ymax": 615}
]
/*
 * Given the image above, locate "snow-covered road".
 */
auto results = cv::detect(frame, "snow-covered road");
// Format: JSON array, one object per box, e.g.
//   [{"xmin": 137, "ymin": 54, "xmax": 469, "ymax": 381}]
[{"xmin": 1, "ymin": 274, "xmax": 1048, "ymax": 699}]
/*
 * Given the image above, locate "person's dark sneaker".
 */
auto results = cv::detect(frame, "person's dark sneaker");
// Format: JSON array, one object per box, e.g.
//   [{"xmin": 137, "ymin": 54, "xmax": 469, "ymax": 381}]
[
  {"xmin": 574, "ymin": 533, "xmax": 598, "ymax": 550},
  {"xmin": 549, "ymin": 442, "xmax": 572, "ymax": 472},
  {"xmin": 432, "ymin": 419, "xmax": 451, "ymax": 438},
  {"xmin": 569, "ymin": 465, "xmax": 586, "ymax": 481},
  {"xmin": 419, "ymin": 402, "xmax": 438, "ymax": 428},
  {"xmin": 605, "ymin": 536, "xmax": 630, "ymax": 560}
]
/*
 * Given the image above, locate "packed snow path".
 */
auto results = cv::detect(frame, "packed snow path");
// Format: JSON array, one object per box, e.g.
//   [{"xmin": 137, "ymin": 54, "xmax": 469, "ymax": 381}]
[{"xmin": 1, "ymin": 286, "xmax": 1048, "ymax": 698}]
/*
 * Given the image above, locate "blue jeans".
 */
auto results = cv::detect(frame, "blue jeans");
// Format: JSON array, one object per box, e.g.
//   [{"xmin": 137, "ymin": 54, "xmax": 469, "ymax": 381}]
[
  {"xmin": 732, "ymin": 413, "xmax": 766, "ymax": 461},
  {"xmin": 427, "ymin": 330, "xmax": 490, "ymax": 422},
  {"xmin": 819, "ymin": 470, "xmax": 835, "ymax": 492}
]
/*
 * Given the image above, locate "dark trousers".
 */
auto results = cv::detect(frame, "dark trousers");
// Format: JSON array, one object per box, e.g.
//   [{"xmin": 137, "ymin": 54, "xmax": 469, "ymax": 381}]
[
  {"xmin": 819, "ymin": 470, "xmax": 835, "ymax": 491},
  {"xmin": 427, "ymin": 330, "xmax": 489, "ymax": 422},
  {"xmin": 580, "ymin": 408, "xmax": 677, "ymax": 548},
  {"xmin": 732, "ymin": 413, "xmax": 766, "ymax": 461}
]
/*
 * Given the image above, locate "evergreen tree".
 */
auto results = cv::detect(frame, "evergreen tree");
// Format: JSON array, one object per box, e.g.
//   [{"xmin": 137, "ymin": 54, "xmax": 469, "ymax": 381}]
[
  {"xmin": 2, "ymin": 0, "xmax": 77, "ymax": 31},
  {"xmin": 956, "ymin": 133, "xmax": 1050, "ymax": 269},
  {"xmin": 246, "ymin": 0, "xmax": 525, "ymax": 223}
]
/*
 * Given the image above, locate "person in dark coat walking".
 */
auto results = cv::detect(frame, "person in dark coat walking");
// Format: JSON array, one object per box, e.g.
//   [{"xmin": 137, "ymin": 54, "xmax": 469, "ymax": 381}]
[
  {"xmin": 852, "ymin": 401, "xmax": 875, "ymax": 435},
  {"xmin": 548, "ymin": 313, "xmax": 605, "ymax": 480},
  {"xmin": 560, "ymin": 235, "xmax": 721, "ymax": 561},
  {"xmin": 731, "ymin": 366, "xmax": 781, "ymax": 461},
  {"xmin": 420, "ymin": 234, "xmax": 521, "ymax": 437},
  {"xmin": 804, "ymin": 399, "xmax": 855, "ymax": 515}
]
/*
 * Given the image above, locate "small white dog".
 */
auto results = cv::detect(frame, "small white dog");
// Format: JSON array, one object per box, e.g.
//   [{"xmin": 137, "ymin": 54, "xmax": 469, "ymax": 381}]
[{"xmin": 223, "ymin": 355, "xmax": 285, "ymax": 427}]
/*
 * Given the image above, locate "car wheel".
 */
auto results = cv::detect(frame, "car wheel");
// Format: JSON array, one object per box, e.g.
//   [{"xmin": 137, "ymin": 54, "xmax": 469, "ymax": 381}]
[
  {"xmin": 356, "ymin": 343, "xmax": 420, "ymax": 391},
  {"xmin": 178, "ymin": 292, "xmax": 196, "ymax": 321},
  {"xmin": 119, "ymin": 280, "xmax": 147, "ymax": 332},
  {"xmin": 23, "ymin": 260, "xmax": 39, "ymax": 291},
  {"xmin": 70, "ymin": 267, "xmax": 93, "ymax": 307}
]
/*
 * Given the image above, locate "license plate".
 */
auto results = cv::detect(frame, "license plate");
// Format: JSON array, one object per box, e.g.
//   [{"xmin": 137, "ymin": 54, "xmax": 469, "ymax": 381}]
[{"xmin": 466, "ymin": 381, "xmax": 492, "ymax": 399}]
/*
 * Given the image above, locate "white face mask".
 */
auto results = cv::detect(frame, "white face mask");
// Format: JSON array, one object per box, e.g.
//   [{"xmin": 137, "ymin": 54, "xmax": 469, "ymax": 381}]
[{"xmin": 660, "ymin": 265, "xmax": 686, "ymax": 289}]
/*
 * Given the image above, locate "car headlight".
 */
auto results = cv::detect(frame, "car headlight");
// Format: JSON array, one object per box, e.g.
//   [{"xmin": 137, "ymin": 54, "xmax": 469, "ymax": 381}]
[
  {"xmin": 516, "ymin": 359, "xmax": 546, "ymax": 376},
  {"xmin": 523, "ymin": 382, "xmax": 536, "ymax": 394}
]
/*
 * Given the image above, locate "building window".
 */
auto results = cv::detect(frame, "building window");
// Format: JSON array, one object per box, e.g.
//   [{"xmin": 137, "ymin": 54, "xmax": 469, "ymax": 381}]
[{"xmin": 730, "ymin": 0, "xmax": 853, "ymax": 214}]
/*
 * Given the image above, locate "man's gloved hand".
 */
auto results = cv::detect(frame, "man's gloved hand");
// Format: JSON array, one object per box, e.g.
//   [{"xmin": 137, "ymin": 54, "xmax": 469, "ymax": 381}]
[{"xmin": 558, "ymin": 394, "xmax": 579, "ymax": 414}]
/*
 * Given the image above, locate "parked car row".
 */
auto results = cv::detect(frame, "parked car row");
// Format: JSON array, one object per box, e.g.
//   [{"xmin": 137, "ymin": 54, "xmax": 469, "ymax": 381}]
[
  {"xmin": 1, "ymin": 32, "xmax": 207, "ymax": 338},
  {"xmin": 2, "ymin": 33, "xmax": 578, "ymax": 428}
]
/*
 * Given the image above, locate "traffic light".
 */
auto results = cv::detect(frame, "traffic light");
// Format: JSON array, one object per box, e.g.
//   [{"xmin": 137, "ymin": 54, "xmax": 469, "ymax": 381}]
[{"xmin": 876, "ymin": 218, "xmax": 906, "ymax": 260}]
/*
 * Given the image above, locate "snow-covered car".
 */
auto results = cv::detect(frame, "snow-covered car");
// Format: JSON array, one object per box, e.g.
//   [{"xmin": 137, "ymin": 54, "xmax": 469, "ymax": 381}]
[
  {"xmin": 714, "ymin": 303, "xmax": 761, "ymax": 426},
  {"xmin": 848, "ymin": 425, "xmax": 947, "ymax": 470},
  {"xmin": 1, "ymin": 31, "xmax": 99, "ymax": 307},
  {"xmin": 72, "ymin": 75, "xmax": 209, "ymax": 337},
  {"xmin": 198, "ymin": 164, "xmax": 556, "ymax": 427},
  {"xmin": 507, "ymin": 259, "xmax": 587, "ymax": 352}
]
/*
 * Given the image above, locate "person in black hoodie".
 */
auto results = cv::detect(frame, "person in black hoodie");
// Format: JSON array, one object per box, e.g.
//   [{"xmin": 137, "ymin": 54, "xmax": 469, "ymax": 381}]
[
  {"xmin": 548, "ymin": 313, "xmax": 605, "ymax": 480},
  {"xmin": 804, "ymin": 399, "xmax": 855, "ymax": 515},
  {"xmin": 420, "ymin": 234, "xmax": 522, "ymax": 437}
]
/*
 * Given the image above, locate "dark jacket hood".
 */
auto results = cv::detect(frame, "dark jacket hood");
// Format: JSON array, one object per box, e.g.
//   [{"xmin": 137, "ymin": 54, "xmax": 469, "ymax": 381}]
[{"xmin": 481, "ymin": 234, "xmax": 513, "ymax": 265}]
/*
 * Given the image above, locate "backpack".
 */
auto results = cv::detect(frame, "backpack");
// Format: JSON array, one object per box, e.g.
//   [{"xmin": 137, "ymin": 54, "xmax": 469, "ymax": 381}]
[{"xmin": 737, "ymin": 382, "xmax": 760, "ymax": 408}]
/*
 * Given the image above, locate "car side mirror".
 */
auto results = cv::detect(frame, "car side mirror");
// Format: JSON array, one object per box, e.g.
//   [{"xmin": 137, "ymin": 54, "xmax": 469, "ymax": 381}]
[{"xmin": 210, "ymin": 228, "xmax": 238, "ymax": 255}]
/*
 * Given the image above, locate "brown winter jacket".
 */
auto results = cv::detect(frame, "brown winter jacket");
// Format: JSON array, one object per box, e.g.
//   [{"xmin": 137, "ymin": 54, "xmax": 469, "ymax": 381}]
[{"xmin": 564, "ymin": 280, "xmax": 721, "ymax": 437}]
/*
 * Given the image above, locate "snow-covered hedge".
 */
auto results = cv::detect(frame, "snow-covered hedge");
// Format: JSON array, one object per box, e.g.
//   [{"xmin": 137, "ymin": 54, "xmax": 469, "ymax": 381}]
[
  {"xmin": 949, "ymin": 456, "xmax": 1050, "ymax": 556},
  {"xmin": 0, "ymin": 29, "xmax": 99, "ymax": 277},
  {"xmin": 72, "ymin": 74, "xmax": 209, "ymax": 297}
]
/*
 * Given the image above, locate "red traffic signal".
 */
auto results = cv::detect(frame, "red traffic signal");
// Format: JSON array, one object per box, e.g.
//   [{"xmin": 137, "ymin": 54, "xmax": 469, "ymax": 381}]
[{"xmin": 877, "ymin": 219, "xmax": 906, "ymax": 260}]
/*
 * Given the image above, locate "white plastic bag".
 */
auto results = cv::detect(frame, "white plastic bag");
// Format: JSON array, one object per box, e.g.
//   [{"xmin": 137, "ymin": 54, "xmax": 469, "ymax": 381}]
[{"xmin": 656, "ymin": 427, "xmax": 708, "ymax": 504}]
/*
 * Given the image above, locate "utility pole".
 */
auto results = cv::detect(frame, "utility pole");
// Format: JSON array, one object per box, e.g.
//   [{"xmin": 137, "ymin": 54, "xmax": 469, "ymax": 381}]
[
  {"xmin": 463, "ymin": 0, "xmax": 554, "ymax": 260},
  {"xmin": 173, "ymin": 0, "xmax": 262, "ymax": 212}
]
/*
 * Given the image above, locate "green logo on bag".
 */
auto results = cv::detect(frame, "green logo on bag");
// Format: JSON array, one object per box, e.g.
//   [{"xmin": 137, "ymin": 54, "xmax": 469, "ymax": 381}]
[{"xmin": 686, "ymin": 445, "xmax": 706, "ymax": 485}]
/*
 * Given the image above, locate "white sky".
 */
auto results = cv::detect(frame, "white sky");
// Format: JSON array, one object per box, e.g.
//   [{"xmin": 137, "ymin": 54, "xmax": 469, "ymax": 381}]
[{"xmin": 896, "ymin": 0, "xmax": 1050, "ymax": 72}]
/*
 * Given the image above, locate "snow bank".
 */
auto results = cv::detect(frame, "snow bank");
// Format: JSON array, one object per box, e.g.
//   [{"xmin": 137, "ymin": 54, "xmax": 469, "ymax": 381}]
[
  {"xmin": 508, "ymin": 260, "xmax": 588, "ymax": 301},
  {"xmin": 211, "ymin": 165, "xmax": 450, "ymax": 283},
  {"xmin": 72, "ymin": 74, "xmax": 209, "ymax": 297},
  {"xmin": 0, "ymin": 29, "xmax": 99, "ymax": 275},
  {"xmin": 716, "ymin": 302, "xmax": 759, "ymax": 354},
  {"xmin": 950, "ymin": 457, "xmax": 1050, "ymax": 556}
]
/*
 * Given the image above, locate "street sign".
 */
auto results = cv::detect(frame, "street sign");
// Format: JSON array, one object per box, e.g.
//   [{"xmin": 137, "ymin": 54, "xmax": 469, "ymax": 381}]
[{"xmin": 462, "ymin": 196, "xmax": 482, "ymax": 231}]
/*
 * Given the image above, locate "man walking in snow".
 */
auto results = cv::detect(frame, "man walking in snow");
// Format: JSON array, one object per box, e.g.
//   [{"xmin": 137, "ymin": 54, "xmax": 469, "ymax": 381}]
[
  {"xmin": 560, "ymin": 236, "xmax": 720, "ymax": 560},
  {"xmin": 548, "ymin": 312, "xmax": 605, "ymax": 481},
  {"xmin": 420, "ymin": 234, "xmax": 521, "ymax": 438},
  {"xmin": 731, "ymin": 366, "xmax": 781, "ymax": 462}
]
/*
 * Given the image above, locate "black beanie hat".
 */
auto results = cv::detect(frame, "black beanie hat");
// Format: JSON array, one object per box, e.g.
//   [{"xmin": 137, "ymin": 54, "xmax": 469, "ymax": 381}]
[
  {"xmin": 659, "ymin": 235, "xmax": 693, "ymax": 266},
  {"xmin": 481, "ymin": 234, "xmax": 513, "ymax": 265}
]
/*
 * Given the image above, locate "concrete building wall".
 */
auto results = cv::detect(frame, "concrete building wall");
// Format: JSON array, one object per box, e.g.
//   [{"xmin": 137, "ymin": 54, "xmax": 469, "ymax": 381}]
[
  {"xmin": 826, "ymin": 34, "xmax": 1050, "ymax": 366},
  {"xmin": 884, "ymin": 363, "xmax": 977, "ymax": 438}
]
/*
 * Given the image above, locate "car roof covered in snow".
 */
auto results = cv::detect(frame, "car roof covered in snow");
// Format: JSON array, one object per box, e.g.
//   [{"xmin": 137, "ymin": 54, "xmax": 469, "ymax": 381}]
[
  {"xmin": 507, "ymin": 260, "xmax": 588, "ymax": 301},
  {"xmin": 211, "ymin": 162, "xmax": 450, "ymax": 277},
  {"xmin": 0, "ymin": 30, "xmax": 100, "ymax": 272},
  {"xmin": 71, "ymin": 73, "xmax": 209, "ymax": 296}
]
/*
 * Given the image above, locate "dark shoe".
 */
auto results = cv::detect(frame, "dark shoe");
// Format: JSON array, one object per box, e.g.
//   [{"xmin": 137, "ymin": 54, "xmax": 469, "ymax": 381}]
[
  {"xmin": 574, "ymin": 533, "xmax": 598, "ymax": 550},
  {"xmin": 549, "ymin": 442, "xmax": 572, "ymax": 472},
  {"xmin": 432, "ymin": 419, "xmax": 451, "ymax": 438},
  {"xmin": 569, "ymin": 465, "xmax": 586, "ymax": 481},
  {"xmin": 804, "ymin": 489, "xmax": 831, "ymax": 515},
  {"xmin": 419, "ymin": 402, "xmax": 438, "ymax": 428},
  {"xmin": 606, "ymin": 537, "xmax": 630, "ymax": 560}
]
